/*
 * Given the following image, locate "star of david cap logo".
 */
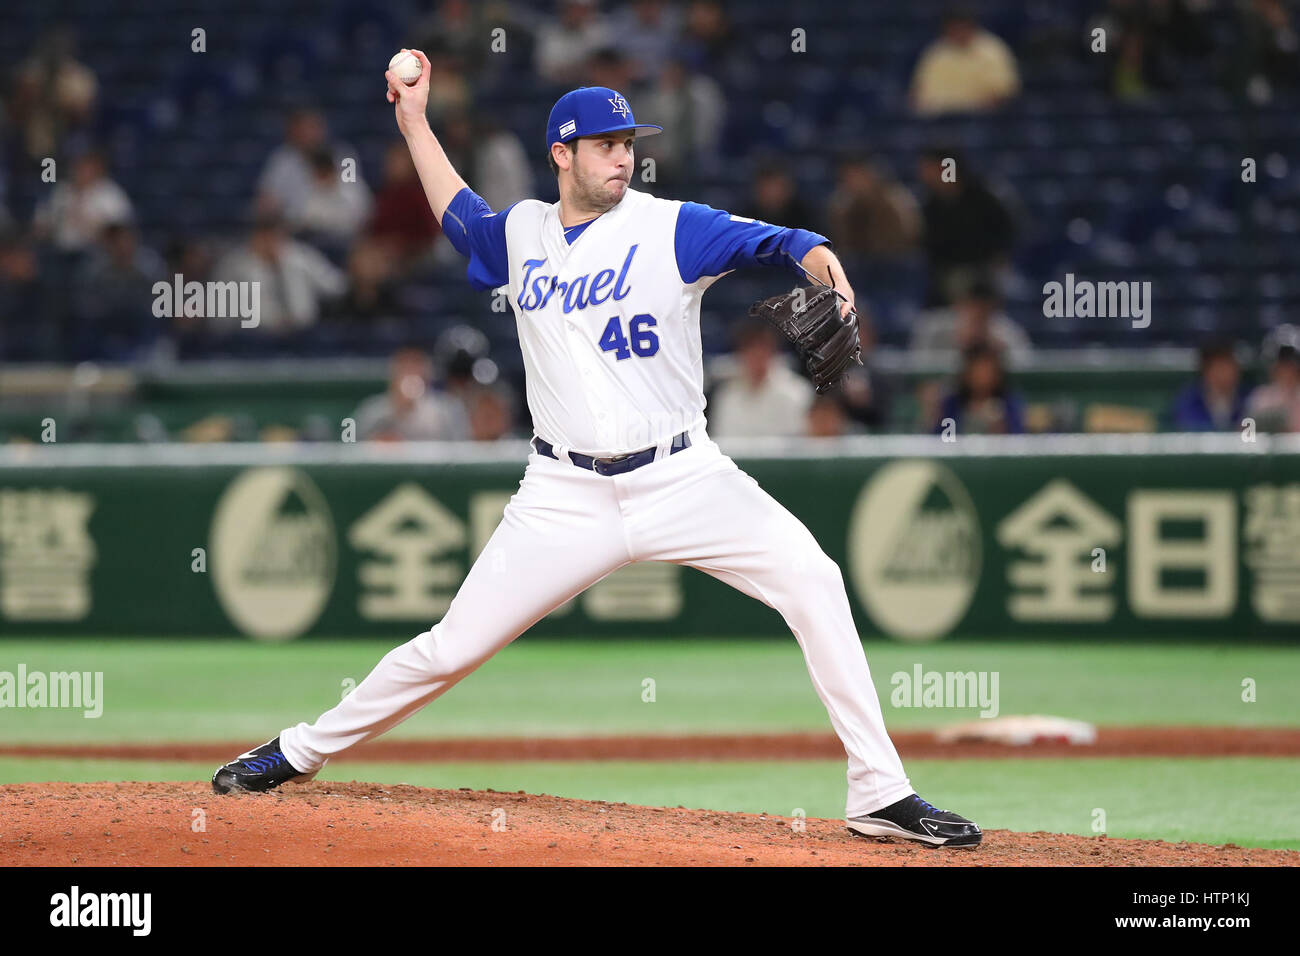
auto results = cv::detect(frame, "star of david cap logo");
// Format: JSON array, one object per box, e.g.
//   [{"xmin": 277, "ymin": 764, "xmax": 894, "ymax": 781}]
[{"xmin": 545, "ymin": 87, "xmax": 663, "ymax": 149}]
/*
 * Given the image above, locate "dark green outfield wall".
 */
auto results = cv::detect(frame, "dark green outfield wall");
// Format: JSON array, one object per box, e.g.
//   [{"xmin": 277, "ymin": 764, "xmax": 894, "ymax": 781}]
[{"xmin": 1, "ymin": 435, "xmax": 1296, "ymax": 642}]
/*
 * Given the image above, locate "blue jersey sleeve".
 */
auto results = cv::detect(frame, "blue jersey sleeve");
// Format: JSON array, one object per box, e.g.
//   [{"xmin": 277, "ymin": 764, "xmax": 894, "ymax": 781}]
[
  {"xmin": 442, "ymin": 187, "xmax": 515, "ymax": 290},
  {"xmin": 674, "ymin": 201, "xmax": 829, "ymax": 284}
]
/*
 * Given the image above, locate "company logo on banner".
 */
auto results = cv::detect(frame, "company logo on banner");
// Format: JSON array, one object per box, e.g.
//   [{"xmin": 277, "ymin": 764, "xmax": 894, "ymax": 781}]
[
  {"xmin": 847, "ymin": 460, "xmax": 981, "ymax": 641},
  {"xmin": 210, "ymin": 467, "xmax": 336, "ymax": 640},
  {"xmin": 0, "ymin": 488, "xmax": 97, "ymax": 621}
]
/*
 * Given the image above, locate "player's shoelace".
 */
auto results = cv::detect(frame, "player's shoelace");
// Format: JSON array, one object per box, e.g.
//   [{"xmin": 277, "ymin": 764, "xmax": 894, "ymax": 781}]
[
  {"xmin": 913, "ymin": 796, "xmax": 944, "ymax": 817},
  {"xmin": 240, "ymin": 752, "xmax": 287, "ymax": 773}
]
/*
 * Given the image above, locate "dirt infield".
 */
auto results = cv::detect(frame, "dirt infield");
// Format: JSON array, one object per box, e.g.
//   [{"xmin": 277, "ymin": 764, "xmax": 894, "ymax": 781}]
[
  {"xmin": 2, "ymin": 781, "xmax": 1296, "ymax": 867},
  {"xmin": 4, "ymin": 728, "xmax": 1293, "ymax": 866},
  {"xmin": 5, "ymin": 726, "xmax": 1299, "ymax": 763}
]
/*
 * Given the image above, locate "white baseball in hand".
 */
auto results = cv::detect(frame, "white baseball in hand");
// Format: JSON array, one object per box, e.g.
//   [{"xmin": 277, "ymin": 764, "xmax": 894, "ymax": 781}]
[{"xmin": 388, "ymin": 50, "xmax": 422, "ymax": 85}]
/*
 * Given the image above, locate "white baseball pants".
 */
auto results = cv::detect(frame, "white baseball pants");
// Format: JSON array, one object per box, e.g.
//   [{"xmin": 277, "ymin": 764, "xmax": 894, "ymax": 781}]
[{"xmin": 280, "ymin": 426, "xmax": 913, "ymax": 817}]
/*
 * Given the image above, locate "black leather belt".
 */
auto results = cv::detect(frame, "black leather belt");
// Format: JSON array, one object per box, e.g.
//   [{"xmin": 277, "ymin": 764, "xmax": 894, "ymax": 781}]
[{"xmin": 532, "ymin": 431, "xmax": 691, "ymax": 476}]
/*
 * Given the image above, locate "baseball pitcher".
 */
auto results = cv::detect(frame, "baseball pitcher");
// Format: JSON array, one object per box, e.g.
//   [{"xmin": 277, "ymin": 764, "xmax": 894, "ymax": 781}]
[{"xmin": 211, "ymin": 50, "xmax": 981, "ymax": 849}]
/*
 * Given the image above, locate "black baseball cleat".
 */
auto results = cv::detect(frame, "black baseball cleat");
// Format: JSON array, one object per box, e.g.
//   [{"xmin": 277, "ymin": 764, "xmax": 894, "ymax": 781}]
[
  {"xmin": 211, "ymin": 737, "xmax": 317, "ymax": 794},
  {"xmin": 846, "ymin": 793, "xmax": 983, "ymax": 848}
]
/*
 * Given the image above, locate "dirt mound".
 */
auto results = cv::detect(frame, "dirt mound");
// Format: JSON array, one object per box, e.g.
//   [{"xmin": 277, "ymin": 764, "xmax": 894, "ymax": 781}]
[{"xmin": 2, "ymin": 782, "xmax": 1294, "ymax": 866}]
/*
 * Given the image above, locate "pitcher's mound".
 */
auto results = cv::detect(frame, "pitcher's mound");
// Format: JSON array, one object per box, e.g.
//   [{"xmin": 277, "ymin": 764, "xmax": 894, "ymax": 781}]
[{"xmin": 1, "ymin": 781, "xmax": 1294, "ymax": 867}]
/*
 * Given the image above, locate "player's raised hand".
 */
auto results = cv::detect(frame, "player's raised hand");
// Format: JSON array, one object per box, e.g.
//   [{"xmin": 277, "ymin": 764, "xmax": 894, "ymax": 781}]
[
  {"xmin": 799, "ymin": 245, "xmax": 856, "ymax": 319},
  {"xmin": 385, "ymin": 48, "xmax": 432, "ymax": 139},
  {"xmin": 826, "ymin": 261, "xmax": 856, "ymax": 319},
  {"xmin": 839, "ymin": 286, "xmax": 857, "ymax": 319}
]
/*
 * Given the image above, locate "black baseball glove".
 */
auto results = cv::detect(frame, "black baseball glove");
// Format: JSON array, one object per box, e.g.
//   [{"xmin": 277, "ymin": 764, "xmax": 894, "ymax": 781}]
[{"xmin": 749, "ymin": 285, "xmax": 862, "ymax": 394}]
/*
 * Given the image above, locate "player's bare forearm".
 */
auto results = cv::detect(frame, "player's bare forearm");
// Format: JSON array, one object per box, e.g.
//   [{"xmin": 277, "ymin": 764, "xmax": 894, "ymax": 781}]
[
  {"xmin": 403, "ymin": 124, "xmax": 469, "ymax": 225},
  {"xmin": 800, "ymin": 243, "xmax": 855, "ymax": 317},
  {"xmin": 385, "ymin": 48, "xmax": 469, "ymax": 225}
]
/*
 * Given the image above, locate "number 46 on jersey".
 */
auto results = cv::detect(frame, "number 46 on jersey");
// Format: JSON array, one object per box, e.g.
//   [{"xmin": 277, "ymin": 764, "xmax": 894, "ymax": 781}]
[{"xmin": 599, "ymin": 314, "xmax": 659, "ymax": 360}]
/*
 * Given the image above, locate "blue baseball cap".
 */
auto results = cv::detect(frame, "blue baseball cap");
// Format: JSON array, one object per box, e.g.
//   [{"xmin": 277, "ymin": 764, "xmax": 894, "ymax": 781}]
[{"xmin": 546, "ymin": 87, "xmax": 663, "ymax": 149}]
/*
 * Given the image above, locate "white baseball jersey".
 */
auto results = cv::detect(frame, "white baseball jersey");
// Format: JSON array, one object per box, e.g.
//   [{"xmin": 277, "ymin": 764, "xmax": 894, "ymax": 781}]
[{"xmin": 441, "ymin": 185, "xmax": 828, "ymax": 455}]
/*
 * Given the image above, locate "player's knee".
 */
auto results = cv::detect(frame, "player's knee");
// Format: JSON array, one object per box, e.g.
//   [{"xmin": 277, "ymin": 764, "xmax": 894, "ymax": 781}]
[
  {"xmin": 794, "ymin": 548, "xmax": 843, "ymax": 590},
  {"xmin": 821, "ymin": 555, "xmax": 847, "ymax": 591},
  {"xmin": 419, "ymin": 624, "xmax": 499, "ymax": 678},
  {"xmin": 427, "ymin": 641, "xmax": 488, "ymax": 678}
]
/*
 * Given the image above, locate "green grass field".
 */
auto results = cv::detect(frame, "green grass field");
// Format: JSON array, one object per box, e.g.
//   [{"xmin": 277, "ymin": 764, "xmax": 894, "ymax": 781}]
[{"xmin": 2, "ymin": 638, "xmax": 1297, "ymax": 849}]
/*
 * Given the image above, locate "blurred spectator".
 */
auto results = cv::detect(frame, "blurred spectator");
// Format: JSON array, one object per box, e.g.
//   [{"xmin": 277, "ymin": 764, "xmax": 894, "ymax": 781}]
[
  {"xmin": 421, "ymin": 44, "xmax": 473, "ymax": 123},
  {"xmin": 636, "ymin": 58, "xmax": 725, "ymax": 181},
  {"xmin": 293, "ymin": 146, "xmax": 373, "ymax": 251},
  {"xmin": 610, "ymin": 0, "xmax": 682, "ymax": 84},
  {"xmin": 678, "ymin": 1, "xmax": 734, "ymax": 77},
  {"xmin": 354, "ymin": 346, "xmax": 468, "ymax": 441},
  {"xmin": 1247, "ymin": 327, "xmax": 1300, "ymax": 433},
  {"xmin": 368, "ymin": 141, "xmax": 442, "ymax": 268},
  {"xmin": 1111, "ymin": 30, "xmax": 1151, "ymax": 101},
  {"xmin": 916, "ymin": 147, "xmax": 1016, "ymax": 305},
  {"xmin": 0, "ymin": 228, "xmax": 54, "ymax": 359},
  {"xmin": 1094, "ymin": 0, "xmax": 1213, "ymax": 100},
  {"xmin": 1237, "ymin": 0, "xmax": 1300, "ymax": 101},
  {"xmin": 909, "ymin": 9, "xmax": 1020, "ymax": 115},
  {"xmin": 826, "ymin": 156, "xmax": 920, "ymax": 261},
  {"xmin": 535, "ymin": 0, "xmax": 612, "ymax": 85},
  {"xmin": 432, "ymin": 324, "xmax": 518, "ymax": 437},
  {"xmin": 258, "ymin": 108, "xmax": 327, "ymax": 220},
  {"xmin": 7, "ymin": 27, "xmax": 98, "ymax": 162},
  {"xmin": 435, "ymin": 325, "xmax": 501, "ymax": 426},
  {"xmin": 934, "ymin": 344, "xmax": 1026, "ymax": 434},
  {"xmin": 163, "ymin": 236, "xmax": 215, "ymax": 286},
  {"xmin": 1169, "ymin": 341, "xmax": 1249, "ymax": 431},
  {"xmin": 71, "ymin": 222, "xmax": 167, "ymax": 360},
  {"xmin": 473, "ymin": 120, "xmax": 533, "ymax": 213},
  {"xmin": 910, "ymin": 275, "xmax": 1032, "ymax": 364},
  {"xmin": 414, "ymin": 0, "xmax": 499, "ymax": 78},
  {"xmin": 209, "ymin": 211, "xmax": 346, "ymax": 334},
  {"xmin": 744, "ymin": 161, "xmax": 817, "ymax": 232},
  {"xmin": 327, "ymin": 239, "xmax": 402, "ymax": 323},
  {"xmin": 710, "ymin": 319, "xmax": 815, "ymax": 438},
  {"xmin": 836, "ymin": 312, "xmax": 892, "ymax": 432},
  {"xmin": 584, "ymin": 47, "xmax": 640, "ymax": 99},
  {"xmin": 1145, "ymin": 0, "xmax": 1213, "ymax": 61},
  {"xmin": 914, "ymin": 379, "xmax": 945, "ymax": 433},
  {"xmin": 438, "ymin": 113, "xmax": 533, "ymax": 216},
  {"xmin": 808, "ymin": 395, "xmax": 850, "ymax": 437},
  {"xmin": 163, "ymin": 237, "xmax": 216, "ymax": 337},
  {"xmin": 33, "ymin": 150, "xmax": 133, "ymax": 253},
  {"xmin": 257, "ymin": 108, "xmax": 358, "ymax": 225},
  {"xmin": 466, "ymin": 385, "xmax": 517, "ymax": 441}
]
